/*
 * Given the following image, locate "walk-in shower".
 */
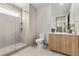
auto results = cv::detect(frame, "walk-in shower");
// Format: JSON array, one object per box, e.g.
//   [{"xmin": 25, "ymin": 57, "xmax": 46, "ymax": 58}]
[{"xmin": 0, "ymin": 4, "xmax": 27, "ymax": 56}]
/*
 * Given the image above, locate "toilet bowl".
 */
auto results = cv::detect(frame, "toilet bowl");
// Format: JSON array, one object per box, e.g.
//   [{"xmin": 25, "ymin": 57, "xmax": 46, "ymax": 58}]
[{"xmin": 35, "ymin": 33, "xmax": 45, "ymax": 48}]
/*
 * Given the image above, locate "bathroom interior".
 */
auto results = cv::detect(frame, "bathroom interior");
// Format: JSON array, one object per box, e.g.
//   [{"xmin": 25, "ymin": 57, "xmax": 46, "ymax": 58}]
[{"xmin": 0, "ymin": 3, "xmax": 79, "ymax": 56}]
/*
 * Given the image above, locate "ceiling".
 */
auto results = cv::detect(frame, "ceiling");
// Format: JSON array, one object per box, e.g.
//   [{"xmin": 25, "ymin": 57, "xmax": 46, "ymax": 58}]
[
  {"xmin": 31, "ymin": 3, "xmax": 71, "ymax": 15},
  {"xmin": 31, "ymin": 3, "xmax": 51, "ymax": 8},
  {"xmin": 51, "ymin": 3, "xmax": 71, "ymax": 16},
  {"xmin": 12, "ymin": 3, "xmax": 71, "ymax": 15},
  {"xmin": 12, "ymin": 3, "xmax": 71, "ymax": 9},
  {"xmin": 12, "ymin": 3, "xmax": 28, "ymax": 8},
  {"xmin": 12, "ymin": 3, "xmax": 51, "ymax": 9}
]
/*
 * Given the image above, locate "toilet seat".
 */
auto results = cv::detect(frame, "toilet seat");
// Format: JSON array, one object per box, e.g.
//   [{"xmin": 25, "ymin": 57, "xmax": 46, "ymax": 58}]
[{"xmin": 35, "ymin": 39, "xmax": 43, "ymax": 44}]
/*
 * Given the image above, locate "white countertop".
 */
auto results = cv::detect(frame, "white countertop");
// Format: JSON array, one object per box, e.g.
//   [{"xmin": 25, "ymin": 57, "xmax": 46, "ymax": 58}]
[{"xmin": 49, "ymin": 32, "xmax": 79, "ymax": 35}]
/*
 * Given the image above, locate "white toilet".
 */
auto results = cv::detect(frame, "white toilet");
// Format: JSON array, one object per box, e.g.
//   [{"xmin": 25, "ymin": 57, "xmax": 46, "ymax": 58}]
[{"xmin": 35, "ymin": 33, "xmax": 45, "ymax": 48}]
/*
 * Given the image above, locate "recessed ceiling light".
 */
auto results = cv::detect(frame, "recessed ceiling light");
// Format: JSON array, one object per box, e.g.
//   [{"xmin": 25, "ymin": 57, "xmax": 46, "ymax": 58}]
[{"xmin": 60, "ymin": 3, "xmax": 64, "ymax": 5}]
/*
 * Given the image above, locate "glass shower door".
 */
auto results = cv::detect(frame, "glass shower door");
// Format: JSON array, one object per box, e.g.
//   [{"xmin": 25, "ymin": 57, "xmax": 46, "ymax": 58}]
[{"xmin": 0, "ymin": 13, "xmax": 21, "ymax": 55}]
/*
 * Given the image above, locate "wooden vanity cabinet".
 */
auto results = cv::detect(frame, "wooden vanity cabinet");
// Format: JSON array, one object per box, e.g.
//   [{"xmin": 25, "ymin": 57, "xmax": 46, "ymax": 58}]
[
  {"xmin": 48, "ymin": 34, "xmax": 57, "ymax": 50},
  {"xmin": 70, "ymin": 35, "xmax": 79, "ymax": 55},
  {"xmin": 60, "ymin": 35, "xmax": 68, "ymax": 54},
  {"xmin": 56, "ymin": 35, "xmax": 61, "ymax": 52},
  {"xmin": 48, "ymin": 34, "xmax": 79, "ymax": 56},
  {"xmin": 48, "ymin": 34, "xmax": 61, "ymax": 51}
]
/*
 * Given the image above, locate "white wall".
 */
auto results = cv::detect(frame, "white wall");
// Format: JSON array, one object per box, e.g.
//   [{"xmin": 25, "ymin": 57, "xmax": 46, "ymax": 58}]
[
  {"xmin": 70, "ymin": 4, "xmax": 75, "ymax": 24},
  {"xmin": 51, "ymin": 4, "xmax": 71, "ymax": 31},
  {"xmin": 30, "ymin": 5, "xmax": 37, "ymax": 44},
  {"xmin": 21, "ymin": 9, "xmax": 30, "ymax": 45},
  {"xmin": 21, "ymin": 4, "xmax": 37, "ymax": 45},
  {"xmin": 70, "ymin": 3, "xmax": 79, "ymax": 34},
  {"xmin": 36, "ymin": 4, "xmax": 71, "ymax": 44},
  {"xmin": 21, "ymin": 3, "xmax": 71, "ymax": 45},
  {"xmin": 36, "ymin": 5, "xmax": 51, "ymax": 43}
]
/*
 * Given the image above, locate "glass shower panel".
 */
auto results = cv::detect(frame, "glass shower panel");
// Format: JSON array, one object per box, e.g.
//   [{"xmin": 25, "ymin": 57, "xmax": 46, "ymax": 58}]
[
  {"xmin": 4, "ymin": 13, "xmax": 16, "ymax": 53},
  {"xmin": 0, "ymin": 13, "xmax": 15, "ymax": 55},
  {"xmin": 0, "ymin": 14, "xmax": 6, "ymax": 48},
  {"xmin": 0, "ymin": 4, "xmax": 21, "ymax": 55},
  {"xmin": 5, "ymin": 14, "xmax": 21, "ymax": 53},
  {"xmin": 0, "ymin": 13, "xmax": 21, "ymax": 55},
  {"xmin": 14, "ymin": 17, "xmax": 21, "ymax": 49}
]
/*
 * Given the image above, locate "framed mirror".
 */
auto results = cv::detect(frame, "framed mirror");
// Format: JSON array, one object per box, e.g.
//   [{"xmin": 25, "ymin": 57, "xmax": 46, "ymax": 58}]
[{"xmin": 56, "ymin": 16, "xmax": 66, "ymax": 32}]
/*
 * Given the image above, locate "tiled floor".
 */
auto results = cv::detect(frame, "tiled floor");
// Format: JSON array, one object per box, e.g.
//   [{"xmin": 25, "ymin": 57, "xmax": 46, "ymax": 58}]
[
  {"xmin": 0, "ymin": 43, "xmax": 26, "ymax": 56},
  {"xmin": 11, "ymin": 46, "xmax": 65, "ymax": 56}
]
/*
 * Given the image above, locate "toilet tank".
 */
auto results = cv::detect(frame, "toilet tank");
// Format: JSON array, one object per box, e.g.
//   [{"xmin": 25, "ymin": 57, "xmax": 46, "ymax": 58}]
[{"xmin": 39, "ymin": 33, "xmax": 45, "ymax": 40}]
